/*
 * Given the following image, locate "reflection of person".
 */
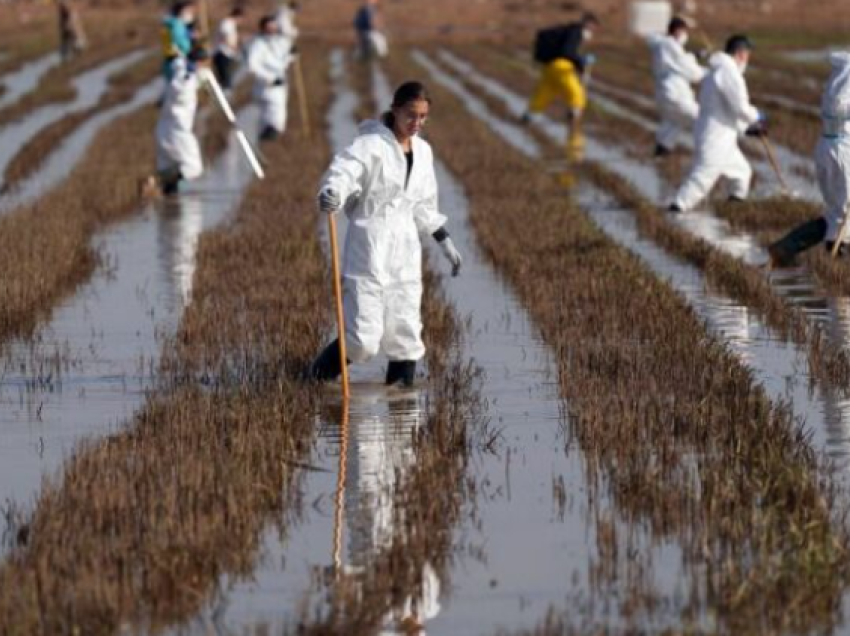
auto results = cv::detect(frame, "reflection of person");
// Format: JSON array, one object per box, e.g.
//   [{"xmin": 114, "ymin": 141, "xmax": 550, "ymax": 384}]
[
  {"xmin": 354, "ymin": 0, "xmax": 387, "ymax": 60},
  {"xmin": 338, "ymin": 394, "xmax": 441, "ymax": 633},
  {"xmin": 57, "ymin": 0, "xmax": 86, "ymax": 62},
  {"xmin": 310, "ymin": 83, "xmax": 463, "ymax": 387},
  {"xmin": 770, "ymin": 52, "xmax": 850, "ymax": 265},
  {"xmin": 669, "ymin": 35, "xmax": 766, "ymax": 213},
  {"xmin": 649, "ymin": 16, "xmax": 706, "ymax": 157},
  {"xmin": 521, "ymin": 12, "xmax": 599, "ymax": 128},
  {"xmin": 162, "ymin": 1, "xmax": 197, "ymax": 80},
  {"xmin": 247, "ymin": 12, "xmax": 296, "ymax": 141},
  {"xmin": 158, "ymin": 193, "xmax": 204, "ymax": 307},
  {"xmin": 155, "ymin": 48, "xmax": 212, "ymax": 196},
  {"xmin": 212, "ymin": 6, "xmax": 244, "ymax": 92}
]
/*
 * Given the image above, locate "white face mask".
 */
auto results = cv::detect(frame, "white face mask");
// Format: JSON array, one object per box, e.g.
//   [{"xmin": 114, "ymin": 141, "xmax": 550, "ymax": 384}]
[
  {"xmin": 738, "ymin": 60, "xmax": 748, "ymax": 74},
  {"xmin": 676, "ymin": 32, "xmax": 689, "ymax": 47},
  {"xmin": 583, "ymin": 29, "xmax": 594, "ymax": 42}
]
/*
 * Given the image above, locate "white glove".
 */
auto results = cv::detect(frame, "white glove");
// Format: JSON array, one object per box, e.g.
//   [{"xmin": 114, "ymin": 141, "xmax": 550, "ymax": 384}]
[
  {"xmin": 196, "ymin": 66, "xmax": 214, "ymax": 85},
  {"xmin": 439, "ymin": 237, "xmax": 462, "ymax": 277},
  {"xmin": 318, "ymin": 187, "xmax": 341, "ymax": 214}
]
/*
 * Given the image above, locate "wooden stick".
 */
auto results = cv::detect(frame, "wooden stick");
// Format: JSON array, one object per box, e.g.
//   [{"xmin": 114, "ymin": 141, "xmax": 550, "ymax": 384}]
[
  {"xmin": 294, "ymin": 56, "xmax": 311, "ymax": 138},
  {"xmin": 832, "ymin": 207, "xmax": 850, "ymax": 258},
  {"xmin": 328, "ymin": 215, "xmax": 350, "ymax": 398},
  {"xmin": 760, "ymin": 135, "xmax": 791, "ymax": 195}
]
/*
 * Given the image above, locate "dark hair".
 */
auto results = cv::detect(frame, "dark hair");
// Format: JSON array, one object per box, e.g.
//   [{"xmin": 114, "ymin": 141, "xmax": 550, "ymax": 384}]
[
  {"xmin": 230, "ymin": 6, "xmax": 245, "ymax": 17},
  {"xmin": 259, "ymin": 15, "xmax": 277, "ymax": 32},
  {"xmin": 725, "ymin": 34, "xmax": 753, "ymax": 55},
  {"xmin": 381, "ymin": 81, "xmax": 431, "ymax": 129},
  {"xmin": 581, "ymin": 12, "xmax": 599, "ymax": 27},
  {"xmin": 668, "ymin": 16, "xmax": 688, "ymax": 35},
  {"xmin": 171, "ymin": 1, "xmax": 195, "ymax": 16}
]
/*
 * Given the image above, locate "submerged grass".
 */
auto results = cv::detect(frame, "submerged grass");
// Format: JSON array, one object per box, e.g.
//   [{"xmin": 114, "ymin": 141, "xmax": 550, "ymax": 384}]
[
  {"xmin": 3, "ymin": 51, "xmax": 159, "ymax": 189},
  {"xmin": 0, "ymin": 46, "xmax": 331, "ymax": 635},
  {"xmin": 445, "ymin": 44, "xmax": 850, "ymax": 388},
  {"xmin": 407, "ymin": 49, "xmax": 850, "ymax": 632}
]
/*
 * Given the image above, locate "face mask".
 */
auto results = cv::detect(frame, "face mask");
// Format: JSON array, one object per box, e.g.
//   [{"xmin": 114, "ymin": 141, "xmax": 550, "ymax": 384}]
[
  {"xmin": 583, "ymin": 29, "xmax": 594, "ymax": 42},
  {"xmin": 676, "ymin": 32, "xmax": 689, "ymax": 46},
  {"xmin": 738, "ymin": 60, "xmax": 748, "ymax": 74}
]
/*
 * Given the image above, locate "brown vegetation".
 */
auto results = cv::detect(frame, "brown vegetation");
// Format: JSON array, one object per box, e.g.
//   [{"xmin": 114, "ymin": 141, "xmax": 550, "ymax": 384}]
[{"xmin": 404, "ymin": 49, "xmax": 850, "ymax": 632}]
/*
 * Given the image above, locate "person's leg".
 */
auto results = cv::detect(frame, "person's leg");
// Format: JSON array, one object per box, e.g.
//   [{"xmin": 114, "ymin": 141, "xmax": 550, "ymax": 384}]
[
  {"xmin": 768, "ymin": 217, "xmax": 828, "ymax": 266},
  {"xmin": 559, "ymin": 60, "xmax": 587, "ymax": 123},
  {"xmin": 381, "ymin": 281, "xmax": 425, "ymax": 387},
  {"xmin": 656, "ymin": 98, "xmax": 697, "ymax": 154},
  {"xmin": 258, "ymin": 97, "xmax": 278, "ymax": 141},
  {"xmin": 722, "ymin": 146, "xmax": 754, "ymax": 201},
  {"xmin": 672, "ymin": 159, "xmax": 722, "ymax": 212},
  {"xmin": 525, "ymin": 64, "xmax": 557, "ymax": 119}
]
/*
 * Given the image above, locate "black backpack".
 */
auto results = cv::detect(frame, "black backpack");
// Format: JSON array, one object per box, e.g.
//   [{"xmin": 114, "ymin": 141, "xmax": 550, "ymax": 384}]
[{"xmin": 534, "ymin": 26, "xmax": 566, "ymax": 64}]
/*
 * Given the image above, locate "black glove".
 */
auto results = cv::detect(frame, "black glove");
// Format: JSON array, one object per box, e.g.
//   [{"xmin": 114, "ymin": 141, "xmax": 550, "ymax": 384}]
[
  {"xmin": 273, "ymin": 77, "xmax": 285, "ymax": 86},
  {"xmin": 290, "ymin": 43, "xmax": 299, "ymax": 56},
  {"xmin": 745, "ymin": 122, "xmax": 768, "ymax": 138}
]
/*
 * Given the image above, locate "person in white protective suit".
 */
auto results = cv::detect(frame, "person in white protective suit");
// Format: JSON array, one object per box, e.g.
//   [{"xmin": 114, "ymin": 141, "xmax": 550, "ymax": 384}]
[
  {"xmin": 668, "ymin": 35, "xmax": 767, "ymax": 213},
  {"xmin": 247, "ymin": 12, "xmax": 296, "ymax": 142},
  {"xmin": 649, "ymin": 16, "xmax": 706, "ymax": 157},
  {"xmin": 309, "ymin": 82, "xmax": 463, "ymax": 387},
  {"xmin": 769, "ymin": 52, "xmax": 850, "ymax": 265},
  {"xmin": 155, "ymin": 48, "xmax": 212, "ymax": 196}
]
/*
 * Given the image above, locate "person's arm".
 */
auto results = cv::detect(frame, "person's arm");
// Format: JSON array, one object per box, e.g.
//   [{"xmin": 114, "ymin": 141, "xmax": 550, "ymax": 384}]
[
  {"xmin": 668, "ymin": 41, "xmax": 706, "ymax": 84},
  {"xmin": 414, "ymin": 150, "xmax": 461, "ymax": 276},
  {"xmin": 718, "ymin": 64, "xmax": 760, "ymax": 126},
  {"xmin": 318, "ymin": 138, "xmax": 370, "ymax": 213}
]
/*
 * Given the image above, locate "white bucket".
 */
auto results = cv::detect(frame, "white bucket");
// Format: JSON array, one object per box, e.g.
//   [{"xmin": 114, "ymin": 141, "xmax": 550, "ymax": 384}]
[{"xmin": 629, "ymin": 1, "xmax": 673, "ymax": 37}]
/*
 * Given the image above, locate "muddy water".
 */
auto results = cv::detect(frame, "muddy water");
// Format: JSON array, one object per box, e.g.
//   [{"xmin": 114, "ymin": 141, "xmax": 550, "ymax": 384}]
[
  {"xmin": 0, "ymin": 49, "xmax": 150, "ymax": 192},
  {"xmin": 419, "ymin": 50, "xmax": 850, "ymax": 463},
  {"xmin": 0, "ymin": 77, "xmax": 161, "ymax": 212},
  {"xmin": 0, "ymin": 105, "xmax": 261, "ymax": 531},
  {"xmin": 0, "ymin": 52, "xmax": 61, "ymax": 111}
]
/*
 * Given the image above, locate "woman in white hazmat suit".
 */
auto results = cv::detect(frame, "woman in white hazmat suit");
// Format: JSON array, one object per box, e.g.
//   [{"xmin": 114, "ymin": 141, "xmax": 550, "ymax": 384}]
[
  {"xmin": 669, "ymin": 34, "xmax": 767, "ymax": 213},
  {"xmin": 155, "ymin": 48, "xmax": 211, "ymax": 196},
  {"xmin": 650, "ymin": 16, "xmax": 706, "ymax": 157},
  {"xmin": 309, "ymin": 82, "xmax": 463, "ymax": 387},
  {"xmin": 247, "ymin": 12, "xmax": 295, "ymax": 141},
  {"xmin": 769, "ymin": 52, "xmax": 850, "ymax": 265}
]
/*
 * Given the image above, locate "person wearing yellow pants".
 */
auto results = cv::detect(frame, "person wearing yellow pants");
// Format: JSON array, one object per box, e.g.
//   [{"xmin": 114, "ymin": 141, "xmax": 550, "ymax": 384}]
[{"xmin": 522, "ymin": 12, "xmax": 599, "ymax": 127}]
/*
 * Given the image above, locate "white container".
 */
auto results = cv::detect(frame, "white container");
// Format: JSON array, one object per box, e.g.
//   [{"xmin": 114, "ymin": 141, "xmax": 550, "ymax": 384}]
[{"xmin": 629, "ymin": 1, "xmax": 673, "ymax": 37}]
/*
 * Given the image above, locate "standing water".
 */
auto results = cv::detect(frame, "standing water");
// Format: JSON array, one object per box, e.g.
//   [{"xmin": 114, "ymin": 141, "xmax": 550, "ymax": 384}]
[
  {"xmin": 0, "ymin": 52, "xmax": 61, "ymax": 111},
  {"xmin": 0, "ymin": 105, "xmax": 262, "ymax": 540}
]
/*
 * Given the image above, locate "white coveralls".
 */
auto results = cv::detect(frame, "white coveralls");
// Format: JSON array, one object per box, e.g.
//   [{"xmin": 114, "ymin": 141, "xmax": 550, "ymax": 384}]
[
  {"xmin": 650, "ymin": 34, "xmax": 705, "ymax": 151},
  {"xmin": 319, "ymin": 121, "xmax": 447, "ymax": 363},
  {"xmin": 247, "ymin": 10, "xmax": 295, "ymax": 135},
  {"xmin": 155, "ymin": 58, "xmax": 203, "ymax": 182},
  {"xmin": 817, "ymin": 52, "xmax": 850, "ymax": 242},
  {"xmin": 673, "ymin": 52, "xmax": 760, "ymax": 211}
]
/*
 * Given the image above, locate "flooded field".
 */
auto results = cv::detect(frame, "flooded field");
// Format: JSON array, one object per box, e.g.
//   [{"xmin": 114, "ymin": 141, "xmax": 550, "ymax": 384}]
[{"xmin": 1, "ymin": 2, "xmax": 850, "ymax": 633}]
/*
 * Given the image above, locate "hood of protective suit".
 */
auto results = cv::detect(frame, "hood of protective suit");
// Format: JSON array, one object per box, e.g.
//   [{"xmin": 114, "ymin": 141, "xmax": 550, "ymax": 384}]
[
  {"xmin": 823, "ymin": 51, "xmax": 850, "ymax": 119},
  {"xmin": 708, "ymin": 51, "xmax": 735, "ymax": 72}
]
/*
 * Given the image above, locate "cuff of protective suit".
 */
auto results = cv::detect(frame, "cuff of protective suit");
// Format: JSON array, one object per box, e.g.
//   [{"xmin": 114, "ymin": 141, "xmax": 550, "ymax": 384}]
[{"xmin": 432, "ymin": 227, "xmax": 450, "ymax": 242}]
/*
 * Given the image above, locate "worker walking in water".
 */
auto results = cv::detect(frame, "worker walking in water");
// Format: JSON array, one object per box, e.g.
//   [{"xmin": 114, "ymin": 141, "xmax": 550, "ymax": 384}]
[
  {"xmin": 649, "ymin": 16, "xmax": 706, "ymax": 157},
  {"xmin": 162, "ymin": 1, "xmax": 197, "ymax": 81},
  {"xmin": 309, "ymin": 82, "xmax": 463, "ymax": 387},
  {"xmin": 212, "ymin": 6, "xmax": 245, "ymax": 93},
  {"xmin": 154, "ymin": 48, "xmax": 212, "ymax": 196},
  {"xmin": 57, "ymin": 0, "xmax": 87, "ymax": 62},
  {"xmin": 669, "ymin": 35, "xmax": 767, "ymax": 213},
  {"xmin": 769, "ymin": 52, "xmax": 850, "ymax": 265},
  {"xmin": 247, "ymin": 12, "xmax": 297, "ymax": 141},
  {"xmin": 521, "ymin": 12, "xmax": 599, "ymax": 128}
]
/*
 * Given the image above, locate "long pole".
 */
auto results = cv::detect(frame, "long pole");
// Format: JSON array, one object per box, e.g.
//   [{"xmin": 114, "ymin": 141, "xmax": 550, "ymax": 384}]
[
  {"xmin": 204, "ymin": 73, "xmax": 266, "ymax": 178},
  {"xmin": 328, "ymin": 215, "xmax": 350, "ymax": 399},
  {"xmin": 760, "ymin": 136, "xmax": 790, "ymax": 195},
  {"xmin": 294, "ymin": 56, "xmax": 311, "ymax": 138},
  {"xmin": 832, "ymin": 206, "xmax": 850, "ymax": 258},
  {"xmin": 199, "ymin": 0, "xmax": 211, "ymax": 40}
]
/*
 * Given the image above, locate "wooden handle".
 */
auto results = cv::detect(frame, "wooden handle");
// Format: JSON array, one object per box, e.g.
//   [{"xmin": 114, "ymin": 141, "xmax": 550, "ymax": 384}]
[
  {"xmin": 294, "ymin": 57, "xmax": 311, "ymax": 138},
  {"xmin": 328, "ymin": 214, "xmax": 350, "ymax": 398}
]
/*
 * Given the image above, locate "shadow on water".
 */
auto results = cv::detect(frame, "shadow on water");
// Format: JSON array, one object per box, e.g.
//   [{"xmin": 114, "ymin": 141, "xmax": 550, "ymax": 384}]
[
  {"xmin": 0, "ymin": 49, "xmax": 150, "ymax": 193},
  {"xmin": 0, "ymin": 105, "xmax": 261, "ymax": 537},
  {"xmin": 0, "ymin": 52, "xmax": 61, "ymax": 111}
]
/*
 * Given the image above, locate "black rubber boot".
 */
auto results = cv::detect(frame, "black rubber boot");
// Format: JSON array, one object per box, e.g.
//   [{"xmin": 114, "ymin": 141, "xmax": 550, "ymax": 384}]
[
  {"xmin": 727, "ymin": 195, "xmax": 746, "ymax": 204},
  {"xmin": 768, "ymin": 217, "xmax": 828, "ymax": 267},
  {"xmin": 259, "ymin": 126, "xmax": 279, "ymax": 142},
  {"xmin": 653, "ymin": 143, "xmax": 671, "ymax": 158},
  {"xmin": 386, "ymin": 360, "xmax": 416, "ymax": 388},
  {"xmin": 825, "ymin": 241, "xmax": 847, "ymax": 257},
  {"xmin": 307, "ymin": 339, "xmax": 345, "ymax": 382}
]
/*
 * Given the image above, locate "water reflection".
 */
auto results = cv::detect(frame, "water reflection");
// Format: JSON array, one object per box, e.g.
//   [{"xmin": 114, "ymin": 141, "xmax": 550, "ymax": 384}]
[{"xmin": 325, "ymin": 391, "xmax": 441, "ymax": 633}]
